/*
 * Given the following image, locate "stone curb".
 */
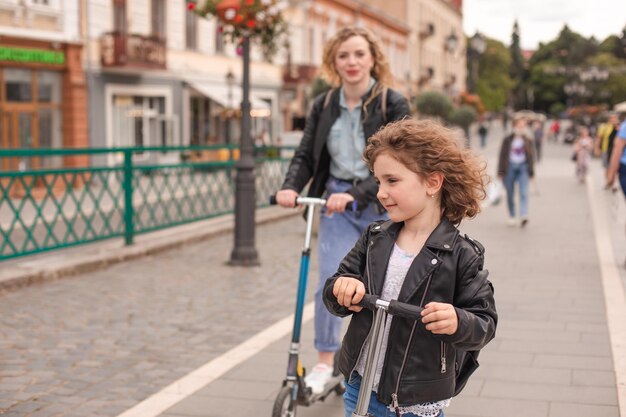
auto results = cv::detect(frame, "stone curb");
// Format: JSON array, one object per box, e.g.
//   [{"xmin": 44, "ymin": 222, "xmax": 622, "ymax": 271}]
[{"xmin": 0, "ymin": 206, "xmax": 300, "ymax": 292}]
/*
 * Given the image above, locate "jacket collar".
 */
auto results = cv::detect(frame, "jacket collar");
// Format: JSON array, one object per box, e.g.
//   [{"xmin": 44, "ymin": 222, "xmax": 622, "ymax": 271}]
[{"xmin": 374, "ymin": 217, "xmax": 458, "ymax": 252}]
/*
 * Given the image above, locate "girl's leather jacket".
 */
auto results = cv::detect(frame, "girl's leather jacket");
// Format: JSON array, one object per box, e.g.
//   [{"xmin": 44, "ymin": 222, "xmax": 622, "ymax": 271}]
[
  {"xmin": 280, "ymin": 86, "xmax": 410, "ymax": 208},
  {"xmin": 323, "ymin": 219, "xmax": 498, "ymax": 406}
]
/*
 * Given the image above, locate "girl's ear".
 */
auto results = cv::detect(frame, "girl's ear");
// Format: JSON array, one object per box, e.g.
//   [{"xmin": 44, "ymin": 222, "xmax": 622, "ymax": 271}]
[{"xmin": 426, "ymin": 172, "xmax": 444, "ymax": 196}]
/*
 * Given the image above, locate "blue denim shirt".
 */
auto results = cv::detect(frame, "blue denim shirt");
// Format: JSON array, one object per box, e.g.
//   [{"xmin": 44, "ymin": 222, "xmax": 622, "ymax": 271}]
[{"xmin": 326, "ymin": 79, "xmax": 376, "ymax": 181}]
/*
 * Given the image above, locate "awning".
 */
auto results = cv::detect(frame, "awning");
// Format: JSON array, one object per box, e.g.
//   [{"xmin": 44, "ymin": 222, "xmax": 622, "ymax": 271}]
[{"xmin": 187, "ymin": 81, "xmax": 270, "ymax": 115}]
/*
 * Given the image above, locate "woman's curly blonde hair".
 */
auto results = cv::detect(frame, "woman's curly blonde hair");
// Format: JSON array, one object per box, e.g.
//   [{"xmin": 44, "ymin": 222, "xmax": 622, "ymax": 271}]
[
  {"xmin": 364, "ymin": 119, "xmax": 487, "ymax": 225},
  {"xmin": 320, "ymin": 27, "xmax": 393, "ymax": 89}
]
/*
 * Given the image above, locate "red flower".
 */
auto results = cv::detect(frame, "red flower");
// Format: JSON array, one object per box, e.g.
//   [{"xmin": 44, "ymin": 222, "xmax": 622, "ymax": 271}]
[
  {"xmin": 187, "ymin": 1, "xmax": 196, "ymax": 10},
  {"xmin": 246, "ymin": 20, "xmax": 256, "ymax": 28},
  {"xmin": 234, "ymin": 14, "xmax": 244, "ymax": 23},
  {"xmin": 245, "ymin": 0, "xmax": 255, "ymax": 5}
]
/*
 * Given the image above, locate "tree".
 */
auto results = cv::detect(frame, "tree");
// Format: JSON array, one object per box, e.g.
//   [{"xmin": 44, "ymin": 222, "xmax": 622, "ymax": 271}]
[
  {"xmin": 415, "ymin": 91, "xmax": 454, "ymax": 121},
  {"xmin": 475, "ymin": 38, "xmax": 515, "ymax": 111},
  {"xmin": 509, "ymin": 20, "xmax": 526, "ymax": 109},
  {"xmin": 449, "ymin": 105, "xmax": 477, "ymax": 146}
]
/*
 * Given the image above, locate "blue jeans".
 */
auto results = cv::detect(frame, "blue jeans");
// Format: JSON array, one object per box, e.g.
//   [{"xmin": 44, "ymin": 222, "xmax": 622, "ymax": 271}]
[
  {"xmin": 314, "ymin": 177, "xmax": 387, "ymax": 352},
  {"xmin": 343, "ymin": 374, "xmax": 444, "ymax": 417},
  {"xmin": 503, "ymin": 162, "xmax": 529, "ymax": 218}
]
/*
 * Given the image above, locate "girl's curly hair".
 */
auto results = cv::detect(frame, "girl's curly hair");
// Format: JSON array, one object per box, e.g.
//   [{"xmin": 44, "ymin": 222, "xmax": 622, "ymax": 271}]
[
  {"xmin": 320, "ymin": 27, "xmax": 393, "ymax": 89},
  {"xmin": 364, "ymin": 119, "xmax": 487, "ymax": 225}
]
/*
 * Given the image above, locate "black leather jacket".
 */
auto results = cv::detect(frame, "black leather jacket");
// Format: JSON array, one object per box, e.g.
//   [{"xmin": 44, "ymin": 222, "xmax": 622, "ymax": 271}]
[
  {"xmin": 280, "ymin": 86, "xmax": 410, "ymax": 206},
  {"xmin": 323, "ymin": 219, "xmax": 497, "ymax": 406}
]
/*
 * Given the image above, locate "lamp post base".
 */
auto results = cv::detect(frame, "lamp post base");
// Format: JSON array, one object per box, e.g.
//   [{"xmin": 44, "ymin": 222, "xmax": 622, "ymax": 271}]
[{"xmin": 228, "ymin": 247, "xmax": 260, "ymax": 266}]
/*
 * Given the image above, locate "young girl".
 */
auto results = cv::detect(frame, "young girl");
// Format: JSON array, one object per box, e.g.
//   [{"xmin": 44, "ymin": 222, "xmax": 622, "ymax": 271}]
[
  {"xmin": 323, "ymin": 119, "xmax": 498, "ymax": 417},
  {"xmin": 276, "ymin": 27, "xmax": 410, "ymax": 393}
]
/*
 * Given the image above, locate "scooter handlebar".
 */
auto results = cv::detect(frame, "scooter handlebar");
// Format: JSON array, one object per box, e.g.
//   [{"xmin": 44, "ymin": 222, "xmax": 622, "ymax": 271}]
[
  {"xmin": 269, "ymin": 193, "xmax": 356, "ymax": 211},
  {"xmin": 358, "ymin": 294, "xmax": 424, "ymax": 321}
]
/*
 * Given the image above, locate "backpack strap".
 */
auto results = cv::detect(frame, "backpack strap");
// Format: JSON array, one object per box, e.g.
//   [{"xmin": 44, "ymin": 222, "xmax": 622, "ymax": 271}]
[
  {"xmin": 381, "ymin": 87, "xmax": 388, "ymax": 124},
  {"xmin": 323, "ymin": 88, "xmax": 336, "ymax": 109}
]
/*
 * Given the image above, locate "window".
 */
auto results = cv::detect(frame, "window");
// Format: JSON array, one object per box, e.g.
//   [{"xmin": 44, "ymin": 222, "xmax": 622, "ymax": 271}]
[
  {"xmin": 5, "ymin": 69, "xmax": 33, "ymax": 103},
  {"xmin": 151, "ymin": 0, "xmax": 166, "ymax": 39},
  {"xmin": 113, "ymin": 0, "xmax": 127, "ymax": 34},
  {"xmin": 185, "ymin": 7, "xmax": 197, "ymax": 50},
  {"xmin": 215, "ymin": 25, "xmax": 225, "ymax": 54},
  {"xmin": 32, "ymin": 0, "xmax": 50, "ymax": 5}
]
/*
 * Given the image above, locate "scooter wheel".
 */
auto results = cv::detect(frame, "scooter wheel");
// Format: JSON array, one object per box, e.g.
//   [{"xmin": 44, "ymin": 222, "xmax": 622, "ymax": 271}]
[{"xmin": 272, "ymin": 386, "xmax": 297, "ymax": 417}]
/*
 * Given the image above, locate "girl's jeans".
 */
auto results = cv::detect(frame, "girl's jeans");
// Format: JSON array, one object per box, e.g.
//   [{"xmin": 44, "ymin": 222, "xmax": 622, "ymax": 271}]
[
  {"xmin": 503, "ymin": 162, "xmax": 529, "ymax": 218},
  {"xmin": 343, "ymin": 374, "xmax": 443, "ymax": 417},
  {"xmin": 314, "ymin": 177, "xmax": 387, "ymax": 353}
]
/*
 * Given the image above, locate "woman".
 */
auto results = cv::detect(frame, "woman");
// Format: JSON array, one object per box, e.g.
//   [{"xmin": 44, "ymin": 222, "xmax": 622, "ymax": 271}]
[
  {"xmin": 497, "ymin": 116, "xmax": 535, "ymax": 227},
  {"xmin": 275, "ymin": 27, "xmax": 410, "ymax": 394}
]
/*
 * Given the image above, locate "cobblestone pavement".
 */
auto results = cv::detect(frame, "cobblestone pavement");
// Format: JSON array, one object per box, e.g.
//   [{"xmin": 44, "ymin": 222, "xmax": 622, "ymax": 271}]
[{"xmin": 0, "ymin": 215, "xmax": 320, "ymax": 417}]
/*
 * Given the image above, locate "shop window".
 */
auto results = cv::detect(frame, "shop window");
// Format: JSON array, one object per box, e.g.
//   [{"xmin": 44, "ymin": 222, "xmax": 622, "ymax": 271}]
[
  {"xmin": 37, "ymin": 71, "xmax": 61, "ymax": 103},
  {"xmin": 5, "ymin": 69, "xmax": 33, "ymax": 102},
  {"xmin": 38, "ymin": 108, "xmax": 62, "ymax": 168}
]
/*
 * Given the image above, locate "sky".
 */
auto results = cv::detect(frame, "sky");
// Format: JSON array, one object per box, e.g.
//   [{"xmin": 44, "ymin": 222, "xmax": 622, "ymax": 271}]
[{"xmin": 463, "ymin": 0, "xmax": 626, "ymax": 50}]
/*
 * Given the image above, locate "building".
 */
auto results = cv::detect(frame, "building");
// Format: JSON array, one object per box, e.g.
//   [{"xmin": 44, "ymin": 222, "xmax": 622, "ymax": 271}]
[
  {"xmin": 85, "ymin": 0, "xmax": 281, "ymax": 165},
  {"xmin": 0, "ymin": 0, "xmax": 87, "ymax": 169}
]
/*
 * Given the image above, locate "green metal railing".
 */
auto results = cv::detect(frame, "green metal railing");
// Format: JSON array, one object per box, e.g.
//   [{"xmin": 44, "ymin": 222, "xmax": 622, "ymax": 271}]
[{"xmin": 0, "ymin": 145, "xmax": 294, "ymax": 261}]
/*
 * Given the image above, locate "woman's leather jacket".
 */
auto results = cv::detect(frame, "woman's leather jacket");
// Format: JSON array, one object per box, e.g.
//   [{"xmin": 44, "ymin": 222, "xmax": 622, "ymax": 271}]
[
  {"xmin": 323, "ymin": 219, "xmax": 498, "ymax": 406},
  {"xmin": 280, "ymin": 86, "xmax": 410, "ymax": 207}
]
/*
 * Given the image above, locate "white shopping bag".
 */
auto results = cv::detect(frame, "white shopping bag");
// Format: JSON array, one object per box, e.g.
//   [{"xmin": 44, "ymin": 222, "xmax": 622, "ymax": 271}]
[{"xmin": 486, "ymin": 181, "xmax": 502, "ymax": 206}]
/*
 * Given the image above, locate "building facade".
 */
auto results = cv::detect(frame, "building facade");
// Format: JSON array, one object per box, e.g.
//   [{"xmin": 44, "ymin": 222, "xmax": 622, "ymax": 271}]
[
  {"xmin": 85, "ymin": 0, "xmax": 281, "ymax": 165},
  {"xmin": 0, "ymin": 0, "xmax": 87, "ymax": 169}
]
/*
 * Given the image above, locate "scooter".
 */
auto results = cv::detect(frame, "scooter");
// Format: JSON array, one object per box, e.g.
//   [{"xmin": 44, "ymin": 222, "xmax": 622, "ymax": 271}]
[
  {"xmin": 352, "ymin": 294, "xmax": 425, "ymax": 417},
  {"xmin": 269, "ymin": 195, "xmax": 350, "ymax": 417}
]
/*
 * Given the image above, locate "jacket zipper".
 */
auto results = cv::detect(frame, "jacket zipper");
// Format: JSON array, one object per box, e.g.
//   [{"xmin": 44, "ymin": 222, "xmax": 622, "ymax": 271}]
[
  {"xmin": 440, "ymin": 341, "xmax": 447, "ymax": 373},
  {"xmin": 390, "ymin": 269, "xmax": 435, "ymax": 414},
  {"xmin": 348, "ymin": 239, "xmax": 376, "ymax": 380}
]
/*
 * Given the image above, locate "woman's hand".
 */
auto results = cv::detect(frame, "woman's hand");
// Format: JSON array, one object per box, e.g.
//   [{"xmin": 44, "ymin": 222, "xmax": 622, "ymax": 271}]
[
  {"xmin": 325, "ymin": 192, "xmax": 355, "ymax": 215},
  {"xmin": 275, "ymin": 189, "xmax": 300, "ymax": 208},
  {"xmin": 421, "ymin": 302, "xmax": 458, "ymax": 335},
  {"xmin": 332, "ymin": 276, "xmax": 365, "ymax": 312}
]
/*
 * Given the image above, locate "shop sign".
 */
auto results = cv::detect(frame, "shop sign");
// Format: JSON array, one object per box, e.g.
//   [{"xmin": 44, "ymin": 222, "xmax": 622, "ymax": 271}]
[{"xmin": 0, "ymin": 46, "xmax": 65, "ymax": 65}]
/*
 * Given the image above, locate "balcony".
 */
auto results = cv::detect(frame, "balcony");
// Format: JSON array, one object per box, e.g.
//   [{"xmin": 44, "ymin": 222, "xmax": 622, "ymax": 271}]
[
  {"xmin": 100, "ymin": 32, "xmax": 166, "ymax": 70},
  {"xmin": 283, "ymin": 64, "xmax": 318, "ymax": 84}
]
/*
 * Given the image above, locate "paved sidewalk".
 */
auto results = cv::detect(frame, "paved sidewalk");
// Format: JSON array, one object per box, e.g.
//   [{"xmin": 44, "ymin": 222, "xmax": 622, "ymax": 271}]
[{"xmin": 0, "ymin": 131, "xmax": 624, "ymax": 417}]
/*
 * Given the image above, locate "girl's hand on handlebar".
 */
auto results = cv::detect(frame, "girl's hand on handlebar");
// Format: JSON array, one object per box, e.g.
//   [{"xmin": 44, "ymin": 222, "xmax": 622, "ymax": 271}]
[
  {"xmin": 421, "ymin": 302, "xmax": 458, "ymax": 335},
  {"xmin": 333, "ymin": 276, "xmax": 365, "ymax": 312},
  {"xmin": 275, "ymin": 189, "xmax": 300, "ymax": 208},
  {"xmin": 325, "ymin": 193, "xmax": 354, "ymax": 215}
]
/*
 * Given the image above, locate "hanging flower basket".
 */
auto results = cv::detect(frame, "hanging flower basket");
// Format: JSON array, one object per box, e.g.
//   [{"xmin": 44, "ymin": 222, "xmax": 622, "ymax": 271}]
[{"xmin": 186, "ymin": 0, "xmax": 288, "ymax": 60}]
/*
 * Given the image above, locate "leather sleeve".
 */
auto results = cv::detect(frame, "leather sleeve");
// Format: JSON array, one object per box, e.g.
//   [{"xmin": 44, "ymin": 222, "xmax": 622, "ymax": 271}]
[
  {"xmin": 439, "ymin": 253, "xmax": 498, "ymax": 351},
  {"xmin": 280, "ymin": 95, "xmax": 324, "ymax": 192},
  {"xmin": 323, "ymin": 224, "xmax": 372, "ymax": 317},
  {"xmin": 386, "ymin": 89, "xmax": 411, "ymax": 122}
]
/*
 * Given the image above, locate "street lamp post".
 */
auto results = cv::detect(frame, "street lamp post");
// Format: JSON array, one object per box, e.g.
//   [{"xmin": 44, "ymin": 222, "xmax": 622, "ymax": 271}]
[
  {"xmin": 444, "ymin": 31, "xmax": 458, "ymax": 96},
  {"xmin": 467, "ymin": 31, "xmax": 486, "ymax": 93},
  {"xmin": 229, "ymin": 35, "xmax": 259, "ymax": 266}
]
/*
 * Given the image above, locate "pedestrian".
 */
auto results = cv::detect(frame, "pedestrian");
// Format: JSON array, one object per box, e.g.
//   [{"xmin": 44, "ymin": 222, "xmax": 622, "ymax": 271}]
[
  {"xmin": 595, "ymin": 114, "xmax": 620, "ymax": 173},
  {"xmin": 275, "ymin": 26, "xmax": 411, "ymax": 394},
  {"xmin": 497, "ymin": 116, "xmax": 535, "ymax": 227},
  {"xmin": 533, "ymin": 120, "xmax": 544, "ymax": 162},
  {"xmin": 549, "ymin": 119, "xmax": 560, "ymax": 143},
  {"xmin": 573, "ymin": 126, "xmax": 593, "ymax": 184},
  {"xmin": 606, "ymin": 112, "xmax": 626, "ymax": 268},
  {"xmin": 323, "ymin": 119, "xmax": 497, "ymax": 417},
  {"xmin": 478, "ymin": 121, "xmax": 488, "ymax": 148}
]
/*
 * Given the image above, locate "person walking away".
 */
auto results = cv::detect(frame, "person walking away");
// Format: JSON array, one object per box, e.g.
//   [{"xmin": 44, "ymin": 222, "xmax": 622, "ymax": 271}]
[
  {"xmin": 606, "ymin": 113, "xmax": 626, "ymax": 268},
  {"xmin": 478, "ymin": 121, "xmax": 488, "ymax": 148},
  {"xmin": 549, "ymin": 119, "xmax": 561, "ymax": 143},
  {"xmin": 574, "ymin": 126, "xmax": 593, "ymax": 184},
  {"xmin": 324, "ymin": 119, "xmax": 497, "ymax": 417},
  {"xmin": 533, "ymin": 120, "xmax": 544, "ymax": 162},
  {"xmin": 497, "ymin": 116, "xmax": 535, "ymax": 227},
  {"xmin": 275, "ymin": 27, "xmax": 411, "ymax": 394}
]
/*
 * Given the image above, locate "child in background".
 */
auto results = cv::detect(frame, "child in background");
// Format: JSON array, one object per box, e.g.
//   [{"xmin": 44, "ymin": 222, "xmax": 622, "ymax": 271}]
[
  {"xmin": 323, "ymin": 119, "xmax": 498, "ymax": 417},
  {"xmin": 574, "ymin": 126, "xmax": 594, "ymax": 184}
]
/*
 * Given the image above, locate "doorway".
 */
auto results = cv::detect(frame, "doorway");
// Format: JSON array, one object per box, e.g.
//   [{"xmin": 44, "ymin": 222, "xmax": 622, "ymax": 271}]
[{"xmin": 0, "ymin": 109, "xmax": 38, "ymax": 171}]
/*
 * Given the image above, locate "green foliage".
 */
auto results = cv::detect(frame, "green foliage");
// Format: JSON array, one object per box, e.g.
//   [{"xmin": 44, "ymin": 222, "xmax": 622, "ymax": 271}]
[
  {"xmin": 309, "ymin": 77, "xmax": 331, "ymax": 99},
  {"xmin": 415, "ymin": 91, "xmax": 454, "ymax": 121},
  {"xmin": 549, "ymin": 102, "xmax": 566, "ymax": 117},
  {"xmin": 449, "ymin": 105, "xmax": 477, "ymax": 130},
  {"xmin": 476, "ymin": 38, "xmax": 515, "ymax": 111}
]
